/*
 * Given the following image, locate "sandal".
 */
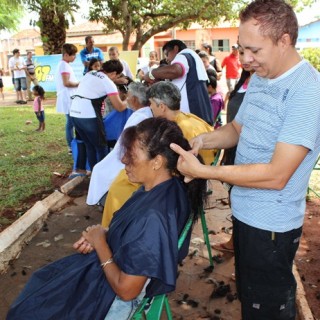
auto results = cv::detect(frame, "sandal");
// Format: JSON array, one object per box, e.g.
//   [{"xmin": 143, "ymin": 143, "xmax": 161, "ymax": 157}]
[{"xmin": 212, "ymin": 242, "xmax": 234, "ymax": 253}]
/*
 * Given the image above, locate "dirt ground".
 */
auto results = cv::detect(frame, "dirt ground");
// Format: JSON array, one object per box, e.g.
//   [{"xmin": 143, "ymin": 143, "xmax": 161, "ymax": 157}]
[
  {"xmin": 0, "ymin": 178, "xmax": 319, "ymax": 319},
  {"xmin": 295, "ymin": 197, "xmax": 320, "ymax": 320}
]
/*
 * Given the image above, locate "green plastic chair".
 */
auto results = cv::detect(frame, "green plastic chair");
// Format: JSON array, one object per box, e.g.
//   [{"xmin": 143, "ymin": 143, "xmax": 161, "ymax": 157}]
[
  {"xmin": 131, "ymin": 214, "xmax": 194, "ymax": 320},
  {"xmin": 307, "ymin": 154, "xmax": 320, "ymax": 198},
  {"xmin": 200, "ymin": 149, "xmax": 221, "ymax": 268}
]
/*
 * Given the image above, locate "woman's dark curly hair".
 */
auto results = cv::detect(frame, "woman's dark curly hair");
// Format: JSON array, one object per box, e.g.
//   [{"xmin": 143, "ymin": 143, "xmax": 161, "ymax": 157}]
[{"xmin": 121, "ymin": 117, "xmax": 207, "ymax": 222}]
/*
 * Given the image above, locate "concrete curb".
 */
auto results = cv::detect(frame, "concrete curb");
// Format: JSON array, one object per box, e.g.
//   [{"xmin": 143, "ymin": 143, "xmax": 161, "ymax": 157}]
[
  {"xmin": 294, "ymin": 263, "xmax": 315, "ymax": 320},
  {"xmin": 0, "ymin": 179, "xmax": 84, "ymax": 274}
]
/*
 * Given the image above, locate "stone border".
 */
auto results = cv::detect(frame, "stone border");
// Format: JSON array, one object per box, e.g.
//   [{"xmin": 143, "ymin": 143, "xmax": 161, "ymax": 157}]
[
  {"xmin": 0, "ymin": 175, "xmax": 314, "ymax": 319},
  {"xmin": 0, "ymin": 176, "xmax": 84, "ymax": 274}
]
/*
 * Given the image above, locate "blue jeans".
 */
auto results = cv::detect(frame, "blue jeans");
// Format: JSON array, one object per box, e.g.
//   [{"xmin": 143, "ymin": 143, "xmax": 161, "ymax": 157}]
[
  {"xmin": 65, "ymin": 114, "xmax": 74, "ymax": 149},
  {"xmin": 105, "ymin": 291, "xmax": 145, "ymax": 319},
  {"xmin": 71, "ymin": 117, "xmax": 108, "ymax": 170}
]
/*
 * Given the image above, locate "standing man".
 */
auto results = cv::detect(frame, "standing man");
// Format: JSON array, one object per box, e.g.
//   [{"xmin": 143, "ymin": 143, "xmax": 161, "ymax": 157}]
[
  {"xmin": 170, "ymin": 0, "xmax": 320, "ymax": 319},
  {"xmin": 25, "ymin": 51, "xmax": 39, "ymax": 101},
  {"xmin": 144, "ymin": 39, "xmax": 213, "ymax": 125},
  {"xmin": 80, "ymin": 35, "xmax": 104, "ymax": 75},
  {"xmin": 108, "ymin": 47, "xmax": 133, "ymax": 79},
  {"xmin": 221, "ymin": 44, "xmax": 241, "ymax": 98},
  {"xmin": 8, "ymin": 49, "xmax": 28, "ymax": 104}
]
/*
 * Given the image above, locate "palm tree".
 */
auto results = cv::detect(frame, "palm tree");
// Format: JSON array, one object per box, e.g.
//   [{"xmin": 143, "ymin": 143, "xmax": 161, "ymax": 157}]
[{"xmin": 26, "ymin": 0, "xmax": 79, "ymax": 54}]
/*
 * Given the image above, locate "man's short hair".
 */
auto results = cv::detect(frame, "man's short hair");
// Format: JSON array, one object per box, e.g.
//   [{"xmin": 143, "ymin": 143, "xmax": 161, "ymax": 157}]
[
  {"xmin": 128, "ymin": 82, "xmax": 148, "ymax": 106},
  {"xmin": 147, "ymin": 81, "xmax": 181, "ymax": 111},
  {"xmin": 62, "ymin": 43, "xmax": 78, "ymax": 56},
  {"xmin": 85, "ymin": 36, "xmax": 93, "ymax": 44},
  {"xmin": 239, "ymin": 0, "xmax": 298, "ymax": 46},
  {"xmin": 13, "ymin": 48, "xmax": 20, "ymax": 54},
  {"xmin": 102, "ymin": 60, "xmax": 123, "ymax": 75},
  {"xmin": 108, "ymin": 46, "xmax": 119, "ymax": 53},
  {"xmin": 163, "ymin": 40, "xmax": 187, "ymax": 53}
]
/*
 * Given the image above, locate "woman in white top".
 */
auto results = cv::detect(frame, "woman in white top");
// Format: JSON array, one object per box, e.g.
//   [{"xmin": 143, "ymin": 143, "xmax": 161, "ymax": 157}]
[{"xmin": 70, "ymin": 60, "xmax": 127, "ymax": 170}]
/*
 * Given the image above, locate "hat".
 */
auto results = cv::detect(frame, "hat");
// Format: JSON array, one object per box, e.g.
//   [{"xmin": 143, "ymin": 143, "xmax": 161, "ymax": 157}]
[{"xmin": 232, "ymin": 44, "xmax": 239, "ymax": 49}]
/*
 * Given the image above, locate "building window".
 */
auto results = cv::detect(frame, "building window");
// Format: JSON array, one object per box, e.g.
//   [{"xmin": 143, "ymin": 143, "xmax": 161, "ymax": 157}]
[
  {"xmin": 184, "ymin": 40, "xmax": 195, "ymax": 50},
  {"xmin": 212, "ymin": 39, "xmax": 230, "ymax": 52}
]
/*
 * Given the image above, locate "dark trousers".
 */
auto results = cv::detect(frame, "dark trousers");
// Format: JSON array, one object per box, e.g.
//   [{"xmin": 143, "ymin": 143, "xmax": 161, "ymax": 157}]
[{"xmin": 233, "ymin": 217, "xmax": 302, "ymax": 320}]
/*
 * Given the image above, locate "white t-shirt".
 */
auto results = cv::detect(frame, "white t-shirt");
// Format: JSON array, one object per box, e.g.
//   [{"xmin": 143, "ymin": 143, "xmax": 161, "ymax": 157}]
[
  {"xmin": 8, "ymin": 56, "xmax": 26, "ymax": 79},
  {"xmin": 55, "ymin": 60, "xmax": 78, "ymax": 114},
  {"xmin": 121, "ymin": 59, "xmax": 133, "ymax": 79},
  {"xmin": 70, "ymin": 71, "xmax": 119, "ymax": 118},
  {"xmin": 171, "ymin": 54, "xmax": 190, "ymax": 113},
  {"xmin": 87, "ymin": 106, "xmax": 153, "ymax": 205}
]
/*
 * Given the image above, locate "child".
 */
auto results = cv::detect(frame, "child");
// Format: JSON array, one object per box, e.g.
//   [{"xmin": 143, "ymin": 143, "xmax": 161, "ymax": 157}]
[
  {"xmin": 88, "ymin": 58, "xmax": 101, "ymax": 71},
  {"xmin": 206, "ymin": 74, "xmax": 224, "ymax": 129},
  {"xmin": 0, "ymin": 68, "xmax": 4, "ymax": 100},
  {"xmin": 32, "ymin": 85, "xmax": 45, "ymax": 131}
]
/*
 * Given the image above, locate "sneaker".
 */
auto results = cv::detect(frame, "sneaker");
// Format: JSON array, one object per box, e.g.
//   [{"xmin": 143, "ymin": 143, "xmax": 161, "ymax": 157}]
[
  {"xmin": 68, "ymin": 148, "xmax": 72, "ymax": 155},
  {"xmin": 20, "ymin": 100, "xmax": 27, "ymax": 104}
]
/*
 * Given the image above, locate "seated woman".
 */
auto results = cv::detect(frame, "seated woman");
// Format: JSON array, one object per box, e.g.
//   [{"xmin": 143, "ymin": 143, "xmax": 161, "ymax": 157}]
[{"xmin": 7, "ymin": 117, "xmax": 207, "ymax": 320}]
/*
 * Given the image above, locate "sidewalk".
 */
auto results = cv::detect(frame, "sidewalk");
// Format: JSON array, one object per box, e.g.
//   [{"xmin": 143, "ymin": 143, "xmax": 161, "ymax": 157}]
[
  {"xmin": 0, "ymin": 179, "xmax": 242, "ymax": 319},
  {"xmin": 0, "ymin": 76, "xmax": 55, "ymax": 107}
]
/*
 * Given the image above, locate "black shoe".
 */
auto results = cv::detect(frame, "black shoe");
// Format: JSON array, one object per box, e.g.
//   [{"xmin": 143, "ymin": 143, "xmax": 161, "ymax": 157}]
[{"xmin": 20, "ymin": 100, "xmax": 27, "ymax": 104}]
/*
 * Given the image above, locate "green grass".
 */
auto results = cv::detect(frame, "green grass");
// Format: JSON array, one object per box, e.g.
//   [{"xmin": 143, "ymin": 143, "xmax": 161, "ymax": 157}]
[{"xmin": 0, "ymin": 105, "xmax": 73, "ymax": 214}]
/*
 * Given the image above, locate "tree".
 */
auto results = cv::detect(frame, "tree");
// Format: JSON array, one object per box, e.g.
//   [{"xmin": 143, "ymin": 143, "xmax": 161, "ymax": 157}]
[
  {"xmin": 89, "ymin": 0, "xmax": 240, "ymax": 51},
  {"xmin": 25, "ymin": 0, "xmax": 79, "ymax": 54},
  {"xmin": 89, "ymin": 0, "xmax": 316, "ymax": 52},
  {"xmin": 301, "ymin": 48, "xmax": 320, "ymax": 71},
  {"xmin": 0, "ymin": 0, "xmax": 23, "ymax": 31}
]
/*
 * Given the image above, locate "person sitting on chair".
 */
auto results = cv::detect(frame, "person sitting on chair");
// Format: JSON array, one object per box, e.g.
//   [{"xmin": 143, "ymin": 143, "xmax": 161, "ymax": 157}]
[
  {"xmin": 101, "ymin": 81, "xmax": 217, "ymax": 227},
  {"xmin": 7, "ymin": 118, "xmax": 207, "ymax": 320}
]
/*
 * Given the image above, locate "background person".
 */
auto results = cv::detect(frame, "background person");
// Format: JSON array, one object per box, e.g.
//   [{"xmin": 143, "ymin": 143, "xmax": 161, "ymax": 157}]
[
  {"xmin": 170, "ymin": 0, "xmax": 320, "ymax": 319},
  {"xmin": 7, "ymin": 117, "xmax": 207, "ymax": 320},
  {"xmin": 55, "ymin": 43, "xmax": 79, "ymax": 154},
  {"xmin": 144, "ymin": 39, "xmax": 213, "ymax": 125},
  {"xmin": 0, "ymin": 68, "xmax": 4, "ymax": 100},
  {"xmin": 108, "ymin": 46, "xmax": 133, "ymax": 79},
  {"xmin": 80, "ymin": 35, "xmax": 104, "ymax": 75},
  {"xmin": 8, "ymin": 48, "xmax": 28, "ymax": 104},
  {"xmin": 87, "ymin": 82, "xmax": 152, "ymax": 207},
  {"xmin": 69, "ymin": 60, "xmax": 127, "ymax": 170},
  {"xmin": 201, "ymin": 43, "xmax": 222, "ymax": 78},
  {"xmin": 32, "ymin": 85, "xmax": 46, "ymax": 132},
  {"xmin": 221, "ymin": 44, "xmax": 241, "ymax": 101},
  {"xmin": 25, "ymin": 51, "xmax": 38, "ymax": 101}
]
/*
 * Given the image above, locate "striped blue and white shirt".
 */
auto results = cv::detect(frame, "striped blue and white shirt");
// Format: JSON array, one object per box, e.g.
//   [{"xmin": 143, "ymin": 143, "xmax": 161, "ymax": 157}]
[{"xmin": 232, "ymin": 59, "xmax": 320, "ymax": 232}]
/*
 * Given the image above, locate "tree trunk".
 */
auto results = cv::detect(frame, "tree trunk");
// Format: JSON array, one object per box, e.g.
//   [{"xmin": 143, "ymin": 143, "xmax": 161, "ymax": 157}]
[{"xmin": 39, "ymin": 8, "xmax": 67, "ymax": 54}]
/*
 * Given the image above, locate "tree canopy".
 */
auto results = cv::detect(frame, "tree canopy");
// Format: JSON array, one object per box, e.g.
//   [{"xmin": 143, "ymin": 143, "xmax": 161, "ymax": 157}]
[
  {"xmin": 0, "ymin": 0, "xmax": 23, "ymax": 31},
  {"xmin": 89, "ymin": 0, "xmax": 240, "ymax": 51},
  {"xmin": 89, "ymin": 0, "xmax": 316, "ymax": 51}
]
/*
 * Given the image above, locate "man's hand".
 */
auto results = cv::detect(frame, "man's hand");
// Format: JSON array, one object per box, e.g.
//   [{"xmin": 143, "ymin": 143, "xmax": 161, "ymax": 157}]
[
  {"xmin": 188, "ymin": 136, "xmax": 204, "ymax": 156},
  {"xmin": 170, "ymin": 143, "xmax": 204, "ymax": 183}
]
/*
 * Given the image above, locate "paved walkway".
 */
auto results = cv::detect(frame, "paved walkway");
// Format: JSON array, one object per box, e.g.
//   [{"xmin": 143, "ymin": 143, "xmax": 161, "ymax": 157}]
[{"xmin": 0, "ymin": 179, "xmax": 242, "ymax": 319}]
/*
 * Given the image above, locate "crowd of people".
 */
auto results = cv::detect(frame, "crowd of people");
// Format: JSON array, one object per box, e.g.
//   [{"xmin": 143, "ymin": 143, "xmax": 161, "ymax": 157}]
[{"xmin": 5, "ymin": 0, "xmax": 320, "ymax": 319}]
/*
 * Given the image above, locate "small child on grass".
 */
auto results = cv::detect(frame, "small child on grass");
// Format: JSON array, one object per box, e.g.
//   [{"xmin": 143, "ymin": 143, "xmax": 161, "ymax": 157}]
[{"xmin": 32, "ymin": 85, "xmax": 45, "ymax": 132}]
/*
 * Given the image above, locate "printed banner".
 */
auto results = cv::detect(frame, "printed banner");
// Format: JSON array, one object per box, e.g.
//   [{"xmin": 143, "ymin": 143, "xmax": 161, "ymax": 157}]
[{"xmin": 33, "ymin": 51, "xmax": 139, "ymax": 92}]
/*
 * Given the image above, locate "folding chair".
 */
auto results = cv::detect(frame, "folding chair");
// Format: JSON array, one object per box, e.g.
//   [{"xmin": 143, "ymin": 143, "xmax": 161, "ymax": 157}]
[
  {"xmin": 131, "ymin": 214, "xmax": 194, "ymax": 320},
  {"xmin": 200, "ymin": 149, "xmax": 221, "ymax": 268},
  {"xmin": 307, "ymin": 154, "xmax": 320, "ymax": 198}
]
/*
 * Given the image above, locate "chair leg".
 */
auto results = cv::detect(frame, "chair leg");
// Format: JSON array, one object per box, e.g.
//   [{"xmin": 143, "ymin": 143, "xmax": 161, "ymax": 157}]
[
  {"xmin": 200, "ymin": 208, "xmax": 214, "ymax": 268},
  {"xmin": 164, "ymin": 296, "xmax": 173, "ymax": 320}
]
